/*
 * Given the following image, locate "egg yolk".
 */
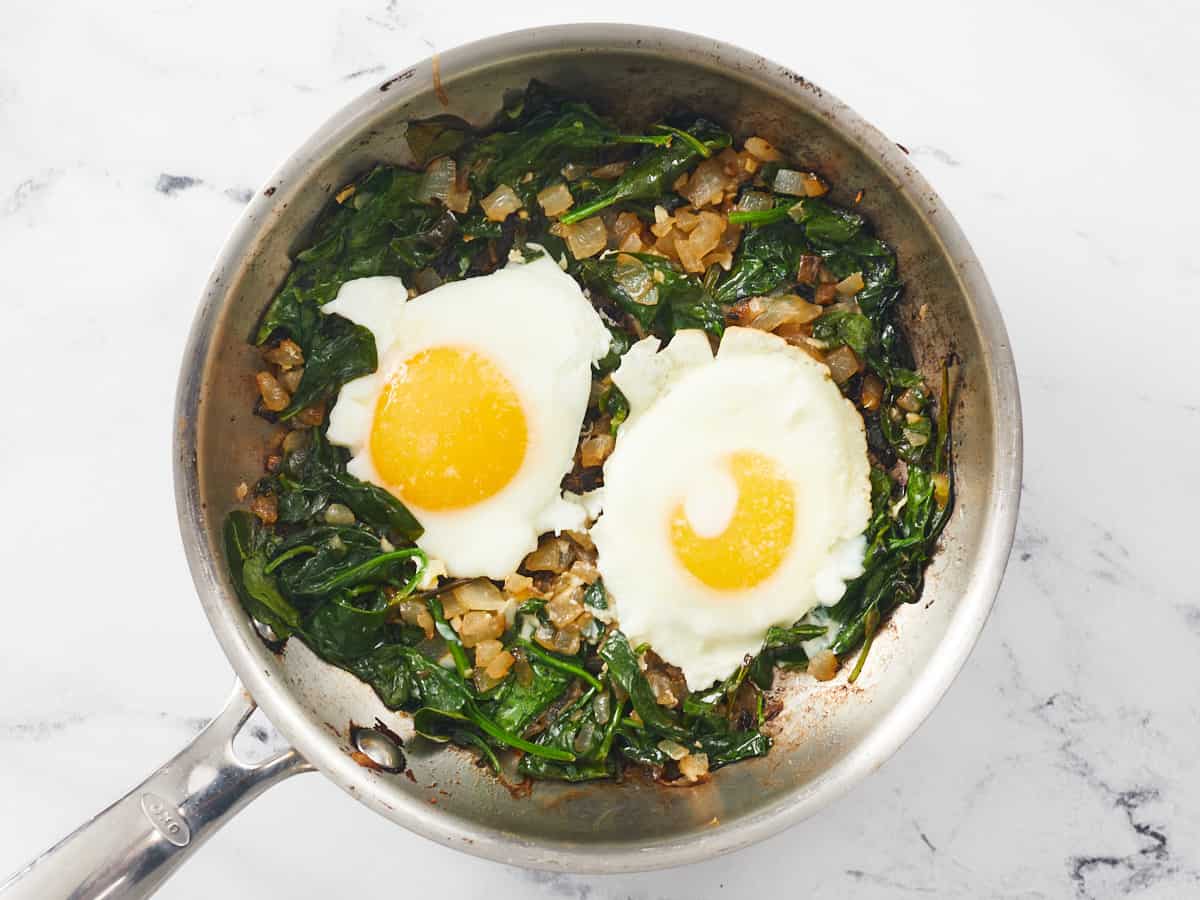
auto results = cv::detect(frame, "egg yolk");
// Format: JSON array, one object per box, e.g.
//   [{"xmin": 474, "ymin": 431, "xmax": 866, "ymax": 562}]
[
  {"xmin": 370, "ymin": 345, "xmax": 527, "ymax": 510},
  {"xmin": 669, "ymin": 450, "xmax": 795, "ymax": 590}
]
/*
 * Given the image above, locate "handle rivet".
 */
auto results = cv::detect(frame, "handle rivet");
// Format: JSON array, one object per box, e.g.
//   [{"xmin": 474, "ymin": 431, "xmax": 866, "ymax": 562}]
[{"xmin": 351, "ymin": 726, "xmax": 406, "ymax": 772}]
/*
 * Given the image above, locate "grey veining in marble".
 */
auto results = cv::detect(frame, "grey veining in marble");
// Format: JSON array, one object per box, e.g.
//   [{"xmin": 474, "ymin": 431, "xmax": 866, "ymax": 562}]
[{"xmin": 2, "ymin": 1, "xmax": 1198, "ymax": 897}]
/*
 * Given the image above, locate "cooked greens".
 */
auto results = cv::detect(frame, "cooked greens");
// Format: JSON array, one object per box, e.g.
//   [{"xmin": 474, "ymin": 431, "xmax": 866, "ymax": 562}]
[{"xmin": 230, "ymin": 81, "xmax": 954, "ymax": 785}]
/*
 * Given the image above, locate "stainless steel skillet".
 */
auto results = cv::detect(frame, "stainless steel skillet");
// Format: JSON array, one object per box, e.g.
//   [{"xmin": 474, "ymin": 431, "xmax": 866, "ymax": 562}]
[{"xmin": 1, "ymin": 23, "xmax": 1022, "ymax": 898}]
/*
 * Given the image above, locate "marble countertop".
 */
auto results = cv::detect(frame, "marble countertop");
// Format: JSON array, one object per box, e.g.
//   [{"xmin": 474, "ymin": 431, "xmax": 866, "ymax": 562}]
[{"xmin": 2, "ymin": 2, "xmax": 1197, "ymax": 897}]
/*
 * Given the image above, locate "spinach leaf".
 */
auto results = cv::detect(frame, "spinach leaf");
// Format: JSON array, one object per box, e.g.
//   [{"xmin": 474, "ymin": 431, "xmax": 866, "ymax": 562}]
[
  {"xmin": 348, "ymin": 644, "xmax": 420, "ymax": 708},
  {"xmin": 713, "ymin": 220, "xmax": 810, "ymax": 303},
  {"xmin": 305, "ymin": 590, "xmax": 389, "ymax": 661},
  {"xmin": 280, "ymin": 430, "xmax": 422, "ymax": 541},
  {"xmin": 405, "ymin": 115, "xmax": 473, "ymax": 167},
  {"xmin": 486, "ymin": 657, "xmax": 572, "ymax": 735},
  {"xmin": 695, "ymin": 729, "xmax": 771, "ymax": 768},
  {"xmin": 518, "ymin": 689, "xmax": 622, "ymax": 782},
  {"xmin": 599, "ymin": 631, "xmax": 688, "ymax": 741},
  {"xmin": 560, "ymin": 119, "xmax": 731, "ymax": 224},
  {"xmin": 280, "ymin": 314, "xmax": 376, "ymax": 419},
  {"xmin": 594, "ymin": 326, "xmax": 631, "ymax": 376},
  {"xmin": 812, "ymin": 309, "xmax": 874, "ymax": 356},
  {"xmin": 615, "ymin": 725, "xmax": 671, "ymax": 767},
  {"xmin": 223, "ymin": 511, "xmax": 299, "ymax": 636},
  {"xmin": 583, "ymin": 579, "xmax": 608, "ymax": 611},
  {"xmin": 577, "ymin": 253, "xmax": 723, "ymax": 339}
]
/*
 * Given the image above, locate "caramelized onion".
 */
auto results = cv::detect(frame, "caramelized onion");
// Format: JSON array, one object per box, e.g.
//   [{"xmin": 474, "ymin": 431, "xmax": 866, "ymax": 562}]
[
  {"xmin": 480, "ymin": 184, "xmax": 522, "ymax": 221},
  {"xmin": 536, "ymin": 182, "xmax": 573, "ymax": 217}
]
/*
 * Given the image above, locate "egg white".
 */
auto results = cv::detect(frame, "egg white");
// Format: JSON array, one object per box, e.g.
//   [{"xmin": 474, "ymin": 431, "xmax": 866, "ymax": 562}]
[
  {"xmin": 322, "ymin": 251, "xmax": 612, "ymax": 579},
  {"xmin": 591, "ymin": 326, "xmax": 872, "ymax": 689}
]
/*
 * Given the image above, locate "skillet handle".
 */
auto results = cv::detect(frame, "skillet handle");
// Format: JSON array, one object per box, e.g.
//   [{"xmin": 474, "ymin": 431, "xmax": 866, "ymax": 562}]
[{"xmin": 0, "ymin": 681, "xmax": 311, "ymax": 899}]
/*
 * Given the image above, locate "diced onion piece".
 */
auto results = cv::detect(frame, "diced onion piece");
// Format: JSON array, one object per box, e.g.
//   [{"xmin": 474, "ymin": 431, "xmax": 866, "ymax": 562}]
[
  {"xmin": 861, "ymin": 373, "xmax": 884, "ymax": 411},
  {"xmin": 750, "ymin": 295, "xmax": 823, "ymax": 333},
  {"xmin": 561, "ymin": 162, "xmax": 586, "ymax": 181},
  {"xmin": 814, "ymin": 283, "xmax": 839, "ymax": 305},
  {"xmin": 618, "ymin": 231, "xmax": 646, "ymax": 253},
  {"xmin": 647, "ymin": 671, "xmax": 680, "ymax": 708},
  {"xmin": 484, "ymin": 649, "xmax": 515, "ymax": 680},
  {"xmin": 565, "ymin": 529, "xmax": 596, "ymax": 552},
  {"xmin": 580, "ymin": 433, "xmax": 615, "ymax": 467},
  {"xmin": 801, "ymin": 173, "xmax": 828, "ymax": 197},
  {"xmin": 772, "ymin": 168, "xmax": 808, "ymax": 196},
  {"xmin": 676, "ymin": 211, "xmax": 725, "ymax": 273},
  {"xmin": 681, "ymin": 158, "xmax": 732, "ymax": 208},
  {"xmin": 416, "ymin": 156, "xmax": 456, "ymax": 204},
  {"xmin": 649, "ymin": 211, "xmax": 675, "ymax": 238},
  {"xmin": 679, "ymin": 752, "xmax": 710, "ymax": 781},
  {"xmin": 452, "ymin": 579, "xmax": 507, "ymax": 611},
  {"xmin": 279, "ymin": 366, "xmax": 304, "ymax": 393},
  {"xmin": 688, "ymin": 211, "xmax": 724, "ymax": 256},
  {"xmin": 836, "ymin": 271, "xmax": 865, "ymax": 296},
  {"xmin": 825, "ymin": 345, "xmax": 863, "ymax": 384},
  {"xmin": 808, "ymin": 649, "xmax": 839, "ymax": 681},
  {"xmin": 611, "ymin": 211, "xmax": 642, "ymax": 246},
  {"xmin": 728, "ymin": 296, "xmax": 767, "ymax": 326},
  {"xmin": 474, "ymin": 638, "xmax": 503, "ymax": 669},
  {"xmin": 673, "ymin": 208, "xmax": 701, "ymax": 233},
  {"xmin": 263, "ymin": 338, "xmax": 304, "ymax": 369},
  {"xmin": 323, "ymin": 503, "xmax": 355, "ymax": 526},
  {"xmin": 716, "ymin": 147, "xmax": 741, "ymax": 177},
  {"xmin": 554, "ymin": 631, "xmax": 582, "ymax": 656},
  {"xmin": 613, "ymin": 253, "xmax": 655, "ymax": 304},
  {"xmin": 735, "ymin": 191, "xmax": 775, "ymax": 213},
  {"xmin": 536, "ymin": 182, "xmax": 574, "ymax": 217},
  {"xmin": 480, "ymin": 183, "xmax": 522, "ymax": 221},
  {"xmin": 744, "ymin": 136, "xmax": 783, "ymax": 161},
  {"xmin": 255, "ymin": 372, "xmax": 290, "ymax": 412},
  {"xmin": 440, "ymin": 589, "xmax": 469, "ymax": 618},
  {"xmin": 593, "ymin": 692, "xmax": 612, "ymax": 725},
  {"xmin": 796, "ymin": 255, "xmax": 822, "ymax": 285},
  {"xmin": 774, "ymin": 169, "xmax": 828, "ymax": 198},
  {"xmin": 523, "ymin": 535, "xmax": 574, "ymax": 573},
  {"xmin": 547, "ymin": 589, "xmax": 585, "ymax": 629},
  {"xmin": 503, "ymin": 572, "xmax": 537, "ymax": 600},
  {"xmin": 249, "ymin": 493, "xmax": 278, "ymax": 525},
  {"xmin": 567, "ymin": 557, "xmax": 600, "ymax": 585},
  {"xmin": 559, "ymin": 216, "xmax": 607, "ymax": 259},
  {"xmin": 458, "ymin": 610, "xmax": 504, "ymax": 648},
  {"xmin": 590, "ymin": 160, "xmax": 629, "ymax": 179}
]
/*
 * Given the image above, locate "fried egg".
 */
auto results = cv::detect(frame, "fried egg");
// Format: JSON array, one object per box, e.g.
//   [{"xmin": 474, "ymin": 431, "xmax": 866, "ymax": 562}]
[
  {"xmin": 591, "ymin": 327, "xmax": 871, "ymax": 689},
  {"xmin": 322, "ymin": 251, "xmax": 612, "ymax": 578}
]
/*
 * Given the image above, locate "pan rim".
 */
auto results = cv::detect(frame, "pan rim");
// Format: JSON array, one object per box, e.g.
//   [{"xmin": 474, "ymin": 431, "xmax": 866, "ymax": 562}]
[{"xmin": 173, "ymin": 22, "xmax": 1022, "ymax": 873}]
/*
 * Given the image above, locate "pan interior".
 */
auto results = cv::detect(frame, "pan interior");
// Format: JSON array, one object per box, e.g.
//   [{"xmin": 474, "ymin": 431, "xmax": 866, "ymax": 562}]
[{"xmin": 177, "ymin": 26, "xmax": 1018, "ymax": 871}]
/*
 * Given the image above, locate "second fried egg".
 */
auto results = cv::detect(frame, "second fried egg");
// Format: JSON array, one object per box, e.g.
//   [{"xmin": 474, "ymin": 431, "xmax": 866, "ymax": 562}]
[{"xmin": 591, "ymin": 327, "xmax": 872, "ymax": 689}]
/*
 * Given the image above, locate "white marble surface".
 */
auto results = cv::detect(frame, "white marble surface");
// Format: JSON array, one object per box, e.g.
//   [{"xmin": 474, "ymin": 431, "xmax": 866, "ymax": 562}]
[{"xmin": 2, "ymin": 1, "xmax": 1198, "ymax": 897}]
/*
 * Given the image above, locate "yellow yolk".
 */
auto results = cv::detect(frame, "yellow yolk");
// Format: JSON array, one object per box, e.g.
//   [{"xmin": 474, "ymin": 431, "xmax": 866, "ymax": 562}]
[
  {"xmin": 669, "ymin": 450, "xmax": 795, "ymax": 590},
  {"xmin": 370, "ymin": 345, "xmax": 527, "ymax": 510}
]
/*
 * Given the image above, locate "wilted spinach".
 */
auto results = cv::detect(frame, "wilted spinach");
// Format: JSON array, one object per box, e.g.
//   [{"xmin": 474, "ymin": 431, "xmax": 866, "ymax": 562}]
[{"xmin": 230, "ymin": 80, "xmax": 953, "ymax": 783}]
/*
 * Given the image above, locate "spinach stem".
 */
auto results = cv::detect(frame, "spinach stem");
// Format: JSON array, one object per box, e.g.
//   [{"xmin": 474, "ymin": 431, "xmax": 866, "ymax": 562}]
[
  {"xmin": 653, "ymin": 124, "xmax": 711, "ymax": 158},
  {"xmin": 427, "ymin": 596, "xmax": 472, "ymax": 680},
  {"xmin": 264, "ymin": 544, "xmax": 317, "ymax": 574},
  {"xmin": 847, "ymin": 604, "xmax": 881, "ymax": 684},
  {"xmin": 468, "ymin": 705, "xmax": 575, "ymax": 761},
  {"xmin": 515, "ymin": 640, "xmax": 604, "ymax": 691},
  {"xmin": 455, "ymin": 730, "xmax": 501, "ymax": 772}
]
